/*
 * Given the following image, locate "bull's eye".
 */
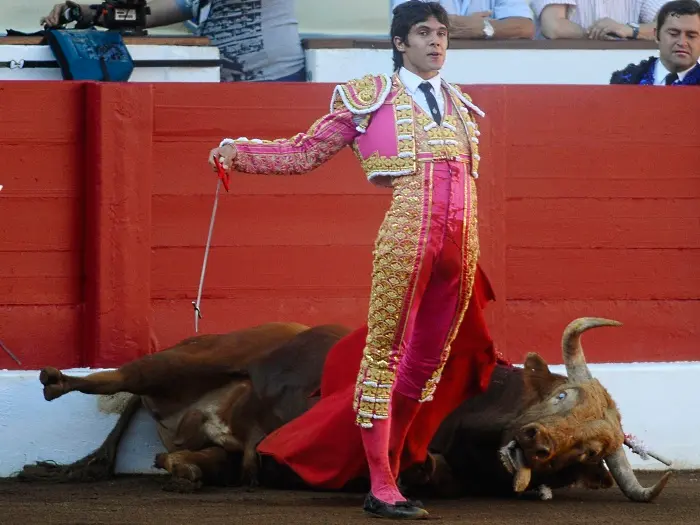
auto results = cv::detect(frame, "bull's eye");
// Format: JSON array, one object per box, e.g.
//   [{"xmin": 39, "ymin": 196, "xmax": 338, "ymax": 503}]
[{"xmin": 556, "ymin": 392, "xmax": 567, "ymax": 401}]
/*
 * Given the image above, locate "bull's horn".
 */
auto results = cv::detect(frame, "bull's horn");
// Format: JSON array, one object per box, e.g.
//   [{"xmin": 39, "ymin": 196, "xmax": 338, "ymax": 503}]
[
  {"xmin": 604, "ymin": 447, "xmax": 672, "ymax": 503},
  {"xmin": 561, "ymin": 317, "xmax": 621, "ymax": 383}
]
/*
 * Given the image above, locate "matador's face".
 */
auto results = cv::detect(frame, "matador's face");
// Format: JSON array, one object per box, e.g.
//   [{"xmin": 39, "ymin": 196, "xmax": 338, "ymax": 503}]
[{"xmin": 395, "ymin": 16, "xmax": 448, "ymax": 76}]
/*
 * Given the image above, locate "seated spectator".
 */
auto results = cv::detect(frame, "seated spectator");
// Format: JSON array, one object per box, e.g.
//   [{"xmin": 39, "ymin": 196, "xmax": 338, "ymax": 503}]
[
  {"xmin": 610, "ymin": 0, "xmax": 700, "ymax": 84},
  {"xmin": 391, "ymin": 0, "xmax": 535, "ymax": 39},
  {"xmin": 532, "ymin": 0, "xmax": 667, "ymax": 40},
  {"xmin": 41, "ymin": 0, "xmax": 306, "ymax": 82}
]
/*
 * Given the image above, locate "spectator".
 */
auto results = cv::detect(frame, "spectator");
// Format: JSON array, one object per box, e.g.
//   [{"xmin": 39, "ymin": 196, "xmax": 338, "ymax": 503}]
[
  {"xmin": 391, "ymin": 0, "xmax": 535, "ymax": 39},
  {"xmin": 532, "ymin": 0, "xmax": 668, "ymax": 40},
  {"xmin": 610, "ymin": 0, "xmax": 700, "ymax": 84},
  {"xmin": 40, "ymin": 0, "xmax": 306, "ymax": 82}
]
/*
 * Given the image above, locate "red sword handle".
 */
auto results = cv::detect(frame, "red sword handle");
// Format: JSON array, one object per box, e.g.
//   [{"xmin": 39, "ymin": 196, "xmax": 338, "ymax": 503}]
[{"xmin": 213, "ymin": 156, "xmax": 230, "ymax": 192}]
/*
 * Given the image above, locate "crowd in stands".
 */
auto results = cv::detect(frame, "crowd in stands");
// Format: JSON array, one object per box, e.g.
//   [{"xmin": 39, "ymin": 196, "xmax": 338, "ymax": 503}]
[{"xmin": 40, "ymin": 0, "xmax": 700, "ymax": 84}]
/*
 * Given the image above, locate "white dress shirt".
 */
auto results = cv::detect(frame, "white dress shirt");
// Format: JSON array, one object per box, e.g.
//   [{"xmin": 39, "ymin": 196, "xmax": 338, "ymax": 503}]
[
  {"xmin": 399, "ymin": 67, "xmax": 445, "ymax": 122},
  {"xmin": 653, "ymin": 58, "xmax": 700, "ymax": 85},
  {"xmin": 531, "ymin": 0, "xmax": 667, "ymax": 36},
  {"xmin": 391, "ymin": 0, "xmax": 534, "ymax": 20}
]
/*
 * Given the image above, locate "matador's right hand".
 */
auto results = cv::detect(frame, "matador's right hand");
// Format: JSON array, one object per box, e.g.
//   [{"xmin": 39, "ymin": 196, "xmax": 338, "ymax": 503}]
[{"xmin": 208, "ymin": 143, "xmax": 237, "ymax": 174}]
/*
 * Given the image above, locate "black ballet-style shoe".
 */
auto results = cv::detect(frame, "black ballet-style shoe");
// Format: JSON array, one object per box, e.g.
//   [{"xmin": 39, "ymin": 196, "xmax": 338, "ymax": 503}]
[
  {"xmin": 362, "ymin": 492, "xmax": 429, "ymax": 519},
  {"xmin": 405, "ymin": 498, "xmax": 424, "ymax": 509},
  {"xmin": 397, "ymin": 479, "xmax": 424, "ymax": 508}
]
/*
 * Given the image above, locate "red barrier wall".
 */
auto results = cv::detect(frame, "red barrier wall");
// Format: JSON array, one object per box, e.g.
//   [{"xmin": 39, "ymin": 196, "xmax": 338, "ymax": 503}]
[{"xmin": 0, "ymin": 81, "xmax": 698, "ymax": 370}]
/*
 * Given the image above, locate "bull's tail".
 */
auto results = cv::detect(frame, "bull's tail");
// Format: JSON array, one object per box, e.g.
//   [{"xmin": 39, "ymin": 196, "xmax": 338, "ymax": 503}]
[{"xmin": 17, "ymin": 394, "xmax": 142, "ymax": 483}]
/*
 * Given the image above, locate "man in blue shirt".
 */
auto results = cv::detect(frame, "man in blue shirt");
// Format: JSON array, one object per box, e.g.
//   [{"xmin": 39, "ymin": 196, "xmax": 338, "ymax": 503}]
[{"xmin": 391, "ymin": 0, "xmax": 535, "ymax": 39}]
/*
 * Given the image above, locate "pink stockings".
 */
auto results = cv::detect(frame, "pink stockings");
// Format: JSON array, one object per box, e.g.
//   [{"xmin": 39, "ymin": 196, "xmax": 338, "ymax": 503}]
[
  {"xmin": 360, "ymin": 392, "xmax": 421, "ymax": 504},
  {"xmin": 361, "ymin": 418, "xmax": 402, "ymax": 504}
]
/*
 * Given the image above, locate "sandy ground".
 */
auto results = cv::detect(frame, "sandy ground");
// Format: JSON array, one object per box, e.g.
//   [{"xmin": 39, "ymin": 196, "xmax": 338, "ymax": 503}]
[{"xmin": 0, "ymin": 471, "xmax": 697, "ymax": 525}]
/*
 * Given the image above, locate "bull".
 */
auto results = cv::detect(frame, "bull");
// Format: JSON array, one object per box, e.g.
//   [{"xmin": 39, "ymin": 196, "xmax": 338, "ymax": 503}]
[
  {"xmin": 401, "ymin": 318, "xmax": 672, "ymax": 503},
  {"xmin": 19, "ymin": 317, "xmax": 671, "ymax": 503},
  {"xmin": 25, "ymin": 322, "xmax": 349, "ymax": 489}
]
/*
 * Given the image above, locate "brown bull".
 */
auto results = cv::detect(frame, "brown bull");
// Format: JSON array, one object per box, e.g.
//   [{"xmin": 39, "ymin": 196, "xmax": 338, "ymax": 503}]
[
  {"xmin": 28, "ymin": 322, "xmax": 350, "ymax": 489},
  {"xmin": 22, "ymin": 317, "xmax": 671, "ymax": 504},
  {"xmin": 402, "ymin": 318, "xmax": 672, "ymax": 503}
]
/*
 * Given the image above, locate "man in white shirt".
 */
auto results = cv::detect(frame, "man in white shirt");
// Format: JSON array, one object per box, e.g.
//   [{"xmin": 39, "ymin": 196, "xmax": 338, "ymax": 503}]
[
  {"xmin": 391, "ymin": 0, "xmax": 535, "ymax": 39},
  {"xmin": 532, "ymin": 0, "xmax": 668, "ymax": 40},
  {"xmin": 610, "ymin": 0, "xmax": 700, "ymax": 85}
]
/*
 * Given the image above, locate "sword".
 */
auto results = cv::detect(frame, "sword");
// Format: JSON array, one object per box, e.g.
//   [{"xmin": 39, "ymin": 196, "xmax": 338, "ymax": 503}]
[{"xmin": 192, "ymin": 157, "xmax": 230, "ymax": 333}]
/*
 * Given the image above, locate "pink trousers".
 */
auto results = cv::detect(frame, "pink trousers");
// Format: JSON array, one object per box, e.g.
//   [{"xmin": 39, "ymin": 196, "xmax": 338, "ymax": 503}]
[{"xmin": 393, "ymin": 160, "xmax": 476, "ymax": 400}]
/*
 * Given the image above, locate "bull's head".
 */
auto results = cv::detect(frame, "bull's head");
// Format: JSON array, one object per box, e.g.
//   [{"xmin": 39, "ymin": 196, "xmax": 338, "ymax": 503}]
[{"xmin": 500, "ymin": 317, "xmax": 672, "ymax": 502}]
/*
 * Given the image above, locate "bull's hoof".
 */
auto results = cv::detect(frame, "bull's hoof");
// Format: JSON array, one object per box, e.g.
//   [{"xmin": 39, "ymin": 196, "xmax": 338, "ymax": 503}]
[
  {"xmin": 153, "ymin": 453, "xmax": 168, "ymax": 470},
  {"xmin": 244, "ymin": 475, "xmax": 260, "ymax": 492},
  {"xmin": 363, "ymin": 493, "xmax": 429, "ymax": 520},
  {"xmin": 172, "ymin": 463, "xmax": 203, "ymax": 483},
  {"xmin": 160, "ymin": 461, "xmax": 204, "ymax": 493},
  {"xmin": 39, "ymin": 367, "xmax": 66, "ymax": 401},
  {"xmin": 162, "ymin": 476, "xmax": 203, "ymax": 493}
]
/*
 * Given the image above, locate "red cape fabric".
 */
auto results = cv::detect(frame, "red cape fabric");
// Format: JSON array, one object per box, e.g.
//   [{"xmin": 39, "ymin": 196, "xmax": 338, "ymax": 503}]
[{"xmin": 257, "ymin": 265, "xmax": 502, "ymax": 490}]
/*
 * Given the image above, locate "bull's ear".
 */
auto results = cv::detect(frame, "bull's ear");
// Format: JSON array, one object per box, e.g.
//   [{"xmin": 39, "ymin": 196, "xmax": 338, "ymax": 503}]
[{"xmin": 523, "ymin": 352, "xmax": 555, "ymax": 399}]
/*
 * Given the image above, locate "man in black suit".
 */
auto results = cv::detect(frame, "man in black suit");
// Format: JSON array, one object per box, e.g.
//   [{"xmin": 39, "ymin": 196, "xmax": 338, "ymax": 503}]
[{"xmin": 610, "ymin": 0, "xmax": 700, "ymax": 85}]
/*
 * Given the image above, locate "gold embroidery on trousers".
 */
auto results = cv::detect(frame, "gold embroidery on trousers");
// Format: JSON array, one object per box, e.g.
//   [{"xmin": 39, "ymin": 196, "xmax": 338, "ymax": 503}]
[{"xmin": 353, "ymin": 169, "xmax": 432, "ymax": 428}]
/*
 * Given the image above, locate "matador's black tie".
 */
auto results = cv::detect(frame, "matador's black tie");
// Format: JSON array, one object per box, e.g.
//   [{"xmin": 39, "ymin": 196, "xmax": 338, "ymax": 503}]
[{"xmin": 418, "ymin": 81, "xmax": 442, "ymax": 125}]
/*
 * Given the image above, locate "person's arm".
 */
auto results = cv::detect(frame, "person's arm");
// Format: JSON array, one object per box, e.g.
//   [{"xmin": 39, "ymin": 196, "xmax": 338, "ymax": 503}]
[
  {"xmin": 599, "ymin": 0, "xmax": 666, "ymax": 41},
  {"xmin": 488, "ymin": 0, "xmax": 536, "ymax": 39},
  {"xmin": 587, "ymin": 18, "xmax": 657, "ymax": 40},
  {"xmin": 41, "ymin": 0, "xmax": 192, "ymax": 29},
  {"xmin": 448, "ymin": 12, "xmax": 535, "ymax": 40},
  {"xmin": 447, "ymin": 12, "xmax": 493, "ymax": 39},
  {"xmin": 537, "ymin": 3, "xmax": 586, "ymax": 39},
  {"xmin": 209, "ymin": 108, "xmax": 362, "ymax": 176},
  {"xmin": 585, "ymin": 0, "xmax": 664, "ymax": 41},
  {"xmin": 487, "ymin": 17, "xmax": 536, "ymax": 39}
]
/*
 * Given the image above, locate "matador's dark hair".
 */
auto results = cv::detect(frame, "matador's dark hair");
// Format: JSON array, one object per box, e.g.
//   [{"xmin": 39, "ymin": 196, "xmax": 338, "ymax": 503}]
[
  {"xmin": 390, "ymin": 1, "xmax": 451, "ymax": 72},
  {"xmin": 656, "ymin": 0, "xmax": 700, "ymax": 34}
]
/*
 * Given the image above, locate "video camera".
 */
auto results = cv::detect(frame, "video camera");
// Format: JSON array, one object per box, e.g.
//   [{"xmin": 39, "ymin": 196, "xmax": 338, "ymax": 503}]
[{"xmin": 60, "ymin": 0, "xmax": 151, "ymax": 35}]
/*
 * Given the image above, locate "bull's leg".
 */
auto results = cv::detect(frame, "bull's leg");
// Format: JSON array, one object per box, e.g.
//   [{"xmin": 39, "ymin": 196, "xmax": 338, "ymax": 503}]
[
  {"xmin": 40, "ymin": 368, "xmax": 127, "ymax": 401},
  {"xmin": 240, "ymin": 425, "xmax": 266, "ymax": 491},
  {"xmin": 154, "ymin": 447, "xmax": 231, "ymax": 492},
  {"xmin": 173, "ymin": 409, "xmax": 210, "ymax": 450},
  {"xmin": 400, "ymin": 453, "xmax": 462, "ymax": 499},
  {"xmin": 19, "ymin": 394, "xmax": 142, "ymax": 483},
  {"xmin": 198, "ymin": 379, "xmax": 268, "ymax": 490},
  {"xmin": 39, "ymin": 355, "xmax": 175, "ymax": 402}
]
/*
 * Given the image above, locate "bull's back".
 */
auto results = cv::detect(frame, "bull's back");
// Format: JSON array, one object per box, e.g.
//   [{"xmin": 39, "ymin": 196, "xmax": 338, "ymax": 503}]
[
  {"xmin": 133, "ymin": 322, "xmax": 309, "ymax": 406},
  {"xmin": 159, "ymin": 322, "xmax": 310, "ymax": 370},
  {"xmin": 247, "ymin": 324, "xmax": 351, "ymax": 423}
]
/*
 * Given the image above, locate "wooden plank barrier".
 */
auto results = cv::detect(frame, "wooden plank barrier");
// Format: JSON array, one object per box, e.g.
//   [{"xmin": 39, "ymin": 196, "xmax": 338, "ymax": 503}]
[{"xmin": 0, "ymin": 81, "xmax": 697, "ymax": 369}]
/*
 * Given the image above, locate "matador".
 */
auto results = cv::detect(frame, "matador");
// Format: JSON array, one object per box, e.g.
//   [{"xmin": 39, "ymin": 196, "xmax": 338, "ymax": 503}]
[{"xmin": 208, "ymin": 1, "xmax": 491, "ymax": 519}]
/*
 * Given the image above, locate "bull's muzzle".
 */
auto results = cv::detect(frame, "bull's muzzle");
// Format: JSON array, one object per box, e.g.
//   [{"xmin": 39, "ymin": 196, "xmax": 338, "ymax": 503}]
[{"xmin": 516, "ymin": 423, "xmax": 554, "ymax": 464}]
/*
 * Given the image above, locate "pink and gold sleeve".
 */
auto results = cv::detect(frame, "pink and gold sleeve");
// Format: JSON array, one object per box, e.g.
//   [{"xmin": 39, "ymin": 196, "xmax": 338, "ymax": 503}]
[{"xmin": 231, "ymin": 108, "xmax": 361, "ymax": 175}]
